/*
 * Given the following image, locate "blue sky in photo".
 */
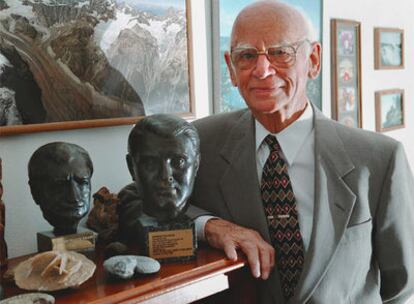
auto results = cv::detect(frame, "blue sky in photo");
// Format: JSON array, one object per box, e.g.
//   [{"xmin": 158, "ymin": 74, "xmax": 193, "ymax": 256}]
[
  {"xmin": 220, "ymin": 0, "xmax": 321, "ymax": 38},
  {"xmin": 380, "ymin": 32, "xmax": 402, "ymax": 45}
]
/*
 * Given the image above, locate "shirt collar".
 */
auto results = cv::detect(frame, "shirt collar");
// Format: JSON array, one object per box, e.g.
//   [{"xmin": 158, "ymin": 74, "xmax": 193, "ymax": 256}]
[{"xmin": 255, "ymin": 103, "xmax": 314, "ymax": 166}]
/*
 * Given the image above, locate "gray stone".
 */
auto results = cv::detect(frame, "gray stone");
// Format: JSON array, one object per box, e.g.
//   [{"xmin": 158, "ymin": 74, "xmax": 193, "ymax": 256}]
[
  {"xmin": 103, "ymin": 255, "xmax": 160, "ymax": 279},
  {"xmin": 0, "ymin": 292, "xmax": 54, "ymax": 304}
]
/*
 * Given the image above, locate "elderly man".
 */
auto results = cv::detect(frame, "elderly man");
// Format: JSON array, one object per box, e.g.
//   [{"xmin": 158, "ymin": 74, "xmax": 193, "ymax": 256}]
[{"xmin": 191, "ymin": 1, "xmax": 414, "ymax": 303}]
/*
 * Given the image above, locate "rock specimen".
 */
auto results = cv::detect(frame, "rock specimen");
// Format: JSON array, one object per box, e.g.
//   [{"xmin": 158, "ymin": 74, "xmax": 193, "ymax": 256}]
[
  {"xmin": 103, "ymin": 255, "xmax": 160, "ymax": 279},
  {"xmin": 14, "ymin": 251, "xmax": 95, "ymax": 291},
  {"xmin": 2, "ymin": 267, "xmax": 14, "ymax": 283},
  {"xmin": 87, "ymin": 187, "xmax": 119, "ymax": 242},
  {"xmin": 104, "ymin": 242, "xmax": 128, "ymax": 258},
  {"xmin": 0, "ymin": 293, "xmax": 54, "ymax": 304}
]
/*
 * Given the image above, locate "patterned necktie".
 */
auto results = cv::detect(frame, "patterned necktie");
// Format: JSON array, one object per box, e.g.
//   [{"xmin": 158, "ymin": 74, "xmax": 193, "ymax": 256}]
[{"xmin": 260, "ymin": 135, "xmax": 305, "ymax": 300}]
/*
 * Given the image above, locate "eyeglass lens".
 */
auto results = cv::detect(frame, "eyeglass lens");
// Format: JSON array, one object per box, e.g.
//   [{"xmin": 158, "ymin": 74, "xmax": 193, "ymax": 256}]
[{"xmin": 231, "ymin": 45, "xmax": 297, "ymax": 69}]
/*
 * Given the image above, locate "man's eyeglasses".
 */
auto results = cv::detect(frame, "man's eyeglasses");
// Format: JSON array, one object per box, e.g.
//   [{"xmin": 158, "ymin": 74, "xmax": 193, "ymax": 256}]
[{"xmin": 230, "ymin": 39, "xmax": 310, "ymax": 70}]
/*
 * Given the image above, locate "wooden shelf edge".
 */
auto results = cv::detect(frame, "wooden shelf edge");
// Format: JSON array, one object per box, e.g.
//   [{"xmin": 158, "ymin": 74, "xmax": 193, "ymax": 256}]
[{"xmin": 89, "ymin": 258, "xmax": 246, "ymax": 304}]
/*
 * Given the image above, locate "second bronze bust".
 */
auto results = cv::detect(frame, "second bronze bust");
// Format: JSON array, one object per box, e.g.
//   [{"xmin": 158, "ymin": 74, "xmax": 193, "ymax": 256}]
[{"xmin": 28, "ymin": 142, "xmax": 93, "ymax": 235}]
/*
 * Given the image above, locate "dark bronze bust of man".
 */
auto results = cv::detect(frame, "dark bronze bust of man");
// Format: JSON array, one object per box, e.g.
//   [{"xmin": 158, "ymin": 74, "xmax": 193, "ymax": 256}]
[
  {"xmin": 28, "ymin": 142, "xmax": 93, "ymax": 235},
  {"xmin": 118, "ymin": 114, "xmax": 200, "ymax": 240}
]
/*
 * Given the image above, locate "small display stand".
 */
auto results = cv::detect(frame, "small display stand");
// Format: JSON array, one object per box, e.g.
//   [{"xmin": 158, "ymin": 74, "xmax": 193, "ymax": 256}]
[
  {"xmin": 138, "ymin": 215, "xmax": 197, "ymax": 263},
  {"xmin": 37, "ymin": 227, "xmax": 97, "ymax": 256}
]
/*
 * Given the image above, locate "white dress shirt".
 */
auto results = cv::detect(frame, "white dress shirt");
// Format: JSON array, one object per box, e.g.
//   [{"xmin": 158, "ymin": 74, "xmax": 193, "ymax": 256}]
[
  {"xmin": 255, "ymin": 104, "xmax": 315, "ymax": 251},
  {"xmin": 196, "ymin": 104, "xmax": 315, "ymax": 252}
]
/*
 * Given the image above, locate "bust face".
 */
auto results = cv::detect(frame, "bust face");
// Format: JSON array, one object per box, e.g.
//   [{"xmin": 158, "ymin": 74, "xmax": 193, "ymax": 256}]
[
  {"xmin": 129, "ymin": 133, "xmax": 199, "ymax": 222},
  {"xmin": 30, "ymin": 156, "xmax": 92, "ymax": 234}
]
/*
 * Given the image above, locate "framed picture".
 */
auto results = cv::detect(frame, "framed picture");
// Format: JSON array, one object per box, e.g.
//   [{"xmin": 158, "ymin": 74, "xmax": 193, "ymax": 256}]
[
  {"xmin": 374, "ymin": 28, "xmax": 404, "ymax": 69},
  {"xmin": 375, "ymin": 89, "xmax": 404, "ymax": 132},
  {"xmin": 0, "ymin": 0, "xmax": 194, "ymax": 136},
  {"xmin": 211, "ymin": 0, "xmax": 323, "ymax": 113},
  {"xmin": 331, "ymin": 19, "xmax": 362, "ymax": 128}
]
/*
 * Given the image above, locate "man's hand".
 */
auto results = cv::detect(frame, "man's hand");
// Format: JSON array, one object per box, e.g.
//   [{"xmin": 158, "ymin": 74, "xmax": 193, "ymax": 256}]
[{"xmin": 205, "ymin": 218, "xmax": 275, "ymax": 280}]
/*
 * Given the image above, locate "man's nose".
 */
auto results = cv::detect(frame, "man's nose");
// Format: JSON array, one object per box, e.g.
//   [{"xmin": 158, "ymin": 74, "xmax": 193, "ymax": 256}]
[
  {"xmin": 252, "ymin": 54, "xmax": 276, "ymax": 79},
  {"xmin": 67, "ymin": 180, "xmax": 82, "ymax": 202},
  {"xmin": 160, "ymin": 160, "xmax": 174, "ymax": 184}
]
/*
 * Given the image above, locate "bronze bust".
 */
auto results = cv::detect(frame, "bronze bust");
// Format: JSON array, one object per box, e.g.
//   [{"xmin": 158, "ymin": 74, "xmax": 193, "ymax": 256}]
[
  {"xmin": 119, "ymin": 114, "xmax": 200, "ymax": 239},
  {"xmin": 28, "ymin": 142, "xmax": 93, "ymax": 235}
]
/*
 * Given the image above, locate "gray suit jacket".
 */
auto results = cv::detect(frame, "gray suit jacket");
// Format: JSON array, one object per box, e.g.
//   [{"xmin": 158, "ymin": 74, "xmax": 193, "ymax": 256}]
[{"xmin": 190, "ymin": 106, "xmax": 414, "ymax": 304}]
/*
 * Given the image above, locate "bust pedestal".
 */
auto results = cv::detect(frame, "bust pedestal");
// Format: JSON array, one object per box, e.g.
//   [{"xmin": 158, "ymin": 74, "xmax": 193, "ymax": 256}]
[{"xmin": 37, "ymin": 226, "xmax": 97, "ymax": 256}]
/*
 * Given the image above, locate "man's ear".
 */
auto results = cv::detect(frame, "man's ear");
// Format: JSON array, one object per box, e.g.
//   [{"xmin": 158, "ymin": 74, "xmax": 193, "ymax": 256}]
[
  {"xmin": 28, "ymin": 180, "xmax": 41, "ymax": 205},
  {"xmin": 194, "ymin": 153, "xmax": 200, "ymax": 174},
  {"xmin": 307, "ymin": 42, "xmax": 322, "ymax": 79},
  {"xmin": 126, "ymin": 154, "xmax": 136, "ymax": 181},
  {"xmin": 224, "ymin": 51, "xmax": 238, "ymax": 87}
]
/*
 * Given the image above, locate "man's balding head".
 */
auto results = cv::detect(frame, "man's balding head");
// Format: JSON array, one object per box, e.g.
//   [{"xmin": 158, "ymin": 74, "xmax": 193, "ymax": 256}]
[
  {"xmin": 231, "ymin": 1, "xmax": 315, "ymax": 49},
  {"xmin": 224, "ymin": 0, "xmax": 321, "ymax": 132}
]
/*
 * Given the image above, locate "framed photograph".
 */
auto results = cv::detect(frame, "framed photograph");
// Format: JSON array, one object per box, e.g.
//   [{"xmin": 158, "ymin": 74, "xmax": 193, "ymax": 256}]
[
  {"xmin": 0, "ymin": 0, "xmax": 194, "ymax": 136},
  {"xmin": 211, "ymin": 0, "xmax": 323, "ymax": 113},
  {"xmin": 375, "ymin": 89, "xmax": 404, "ymax": 132},
  {"xmin": 331, "ymin": 19, "xmax": 362, "ymax": 128},
  {"xmin": 374, "ymin": 28, "xmax": 404, "ymax": 69}
]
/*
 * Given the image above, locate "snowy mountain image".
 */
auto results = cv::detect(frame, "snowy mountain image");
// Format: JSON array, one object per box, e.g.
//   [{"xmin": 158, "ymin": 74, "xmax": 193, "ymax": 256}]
[
  {"xmin": 94, "ymin": 0, "xmax": 190, "ymax": 114},
  {"xmin": 0, "ymin": 0, "xmax": 190, "ymax": 126}
]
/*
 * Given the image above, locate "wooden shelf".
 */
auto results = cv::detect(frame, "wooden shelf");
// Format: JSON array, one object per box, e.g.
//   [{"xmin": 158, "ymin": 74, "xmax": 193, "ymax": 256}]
[{"xmin": 1, "ymin": 245, "xmax": 249, "ymax": 304}]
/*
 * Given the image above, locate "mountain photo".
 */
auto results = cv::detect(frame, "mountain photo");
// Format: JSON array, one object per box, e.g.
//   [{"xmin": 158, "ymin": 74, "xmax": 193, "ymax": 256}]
[{"xmin": 0, "ymin": 0, "xmax": 191, "ymax": 128}]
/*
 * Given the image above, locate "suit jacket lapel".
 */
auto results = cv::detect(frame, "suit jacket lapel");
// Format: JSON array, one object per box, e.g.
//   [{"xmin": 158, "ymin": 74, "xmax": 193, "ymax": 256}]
[
  {"xmin": 218, "ymin": 110, "xmax": 271, "ymax": 242},
  {"xmin": 293, "ymin": 106, "xmax": 357, "ymax": 303}
]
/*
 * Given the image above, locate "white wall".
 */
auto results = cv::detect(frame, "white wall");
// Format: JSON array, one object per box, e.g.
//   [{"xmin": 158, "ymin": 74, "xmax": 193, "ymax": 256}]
[
  {"xmin": 1, "ymin": 0, "xmax": 414, "ymax": 258},
  {"xmin": 322, "ymin": 0, "xmax": 414, "ymax": 166}
]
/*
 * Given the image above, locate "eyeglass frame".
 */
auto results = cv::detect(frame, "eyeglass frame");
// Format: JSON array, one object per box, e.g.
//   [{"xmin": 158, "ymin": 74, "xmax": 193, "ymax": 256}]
[{"xmin": 229, "ymin": 39, "xmax": 312, "ymax": 70}]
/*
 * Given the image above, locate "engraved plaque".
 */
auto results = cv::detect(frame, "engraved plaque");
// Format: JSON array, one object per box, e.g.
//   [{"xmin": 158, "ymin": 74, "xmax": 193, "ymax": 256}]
[
  {"xmin": 148, "ymin": 228, "xmax": 194, "ymax": 260},
  {"xmin": 140, "ymin": 216, "xmax": 197, "ymax": 263}
]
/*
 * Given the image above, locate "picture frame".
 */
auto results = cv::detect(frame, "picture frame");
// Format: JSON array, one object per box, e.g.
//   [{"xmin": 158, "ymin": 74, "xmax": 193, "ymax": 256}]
[
  {"xmin": 0, "ymin": 156, "xmax": 7, "ymax": 268},
  {"xmin": 331, "ymin": 19, "xmax": 362, "ymax": 128},
  {"xmin": 375, "ymin": 89, "xmax": 404, "ymax": 132},
  {"xmin": 374, "ymin": 28, "xmax": 404, "ymax": 70},
  {"xmin": 211, "ymin": 0, "xmax": 323, "ymax": 113},
  {"xmin": 0, "ymin": 0, "xmax": 194, "ymax": 136}
]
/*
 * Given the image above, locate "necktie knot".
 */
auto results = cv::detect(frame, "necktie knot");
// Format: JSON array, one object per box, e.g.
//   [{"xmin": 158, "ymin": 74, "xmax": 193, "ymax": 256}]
[{"xmin": 264, "ymin": 134, "xmax": 281, "ymax": 153}]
